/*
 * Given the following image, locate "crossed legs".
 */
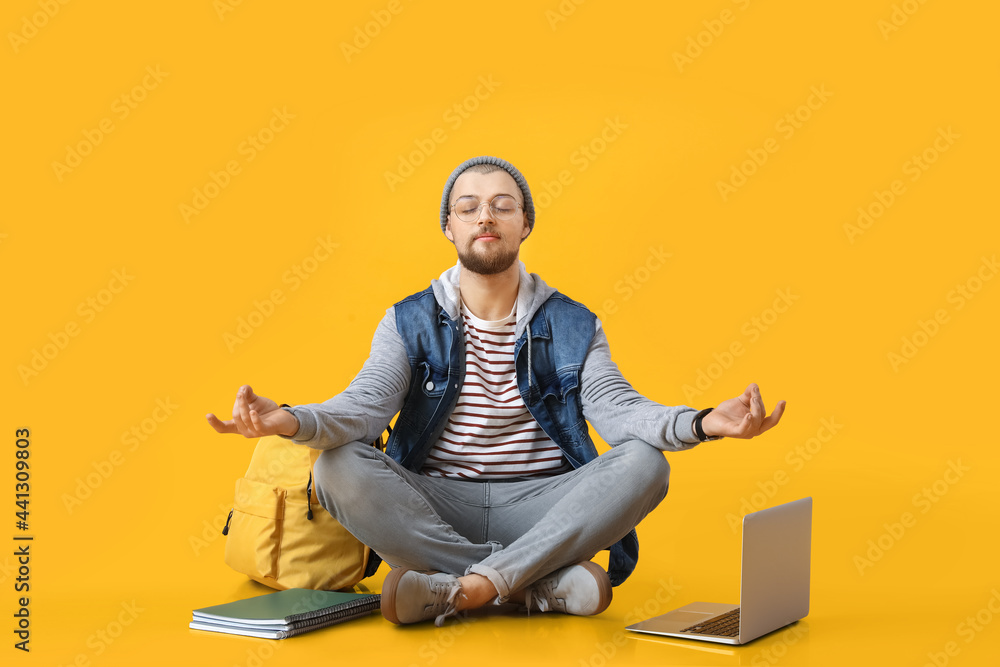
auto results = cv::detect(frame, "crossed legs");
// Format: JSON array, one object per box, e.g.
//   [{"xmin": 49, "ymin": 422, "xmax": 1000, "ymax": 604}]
[{"xmin": 312, "ymin": 439, "xmax": 670, "ymax": 608}]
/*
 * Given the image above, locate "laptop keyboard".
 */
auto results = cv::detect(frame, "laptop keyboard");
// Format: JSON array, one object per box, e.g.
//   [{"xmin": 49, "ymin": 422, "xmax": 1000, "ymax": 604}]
[{"xmin": 680, "ymin": 608, "xmax": 740, "ymax": 637}]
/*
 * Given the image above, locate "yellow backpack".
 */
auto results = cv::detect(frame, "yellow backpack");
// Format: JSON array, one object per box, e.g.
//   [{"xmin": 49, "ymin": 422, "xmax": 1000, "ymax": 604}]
[{"xmin": 221, "ymin": 430, "xmax": 387, "ymax": 590}]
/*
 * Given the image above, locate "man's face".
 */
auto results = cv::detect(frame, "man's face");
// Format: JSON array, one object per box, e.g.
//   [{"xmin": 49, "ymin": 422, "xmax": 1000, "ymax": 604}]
[{"xmin": 444, "ymin": 170, "xmax": 530, "ymax": 276}]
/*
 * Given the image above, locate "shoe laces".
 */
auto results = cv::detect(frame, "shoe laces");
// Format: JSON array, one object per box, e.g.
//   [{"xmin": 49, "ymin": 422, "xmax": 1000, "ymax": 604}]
[
  {"xmin": 432, "ymin": 579, "xmax": 463, "ymax": 627},
  {"xmin": 525, "ymin": 579, "xmax": 555, "ymax": 614}
]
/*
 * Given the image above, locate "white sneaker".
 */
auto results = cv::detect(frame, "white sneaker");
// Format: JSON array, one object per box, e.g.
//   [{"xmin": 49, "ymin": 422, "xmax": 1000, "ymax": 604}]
[
  {"xmin": 381, "ymin": 569, "xmax": 463, "ymax": 626},
  {"xmin": 524, "ymin": 561, "xmax": 613, "ymax": 616}
]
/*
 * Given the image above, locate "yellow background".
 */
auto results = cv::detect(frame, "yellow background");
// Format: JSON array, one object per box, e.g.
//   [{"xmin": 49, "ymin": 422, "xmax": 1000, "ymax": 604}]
[{"xmin": 4, "ymin": 0, "xmax": 998, "ymax": 665}]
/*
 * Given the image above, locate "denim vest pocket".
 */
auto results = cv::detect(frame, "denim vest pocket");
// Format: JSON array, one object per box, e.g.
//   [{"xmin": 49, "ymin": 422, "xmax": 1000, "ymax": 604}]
[
  {"xmin": 418, "ymin": 360, "xmax": 449, "ymax": 397},
  {"xmin": 394, "ymin": 361, "xmax": 442, "ymax": 437},
  {"xmin": 539, "ymin": 367, "xmax": 580, "ymax": 403}
]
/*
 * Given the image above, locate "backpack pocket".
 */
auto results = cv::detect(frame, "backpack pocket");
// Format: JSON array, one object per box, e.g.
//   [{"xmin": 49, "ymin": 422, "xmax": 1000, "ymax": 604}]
[{"xmin": 223, "ymin": 477, "xmax": 286, "ymax": 583}]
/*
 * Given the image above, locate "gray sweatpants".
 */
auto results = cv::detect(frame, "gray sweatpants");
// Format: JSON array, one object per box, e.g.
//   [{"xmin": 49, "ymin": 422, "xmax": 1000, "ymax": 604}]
[{"xmin": 312, "ymin": 439, "xmax": 670, "ymax": 601}]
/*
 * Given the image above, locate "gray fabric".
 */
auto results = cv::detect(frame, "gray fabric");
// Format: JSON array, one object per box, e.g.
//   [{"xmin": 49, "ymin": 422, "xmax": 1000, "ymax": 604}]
[
  {"xmin": 279, "ymin": 260, "xmax": 701, "ymax": 452},
  {"xmin": 312, "ymin": 438, "xmax": 671, "ymax": 600},
  {"xmin": 439, "ymin": 155, "xmax": 536, "ymax": 235}
]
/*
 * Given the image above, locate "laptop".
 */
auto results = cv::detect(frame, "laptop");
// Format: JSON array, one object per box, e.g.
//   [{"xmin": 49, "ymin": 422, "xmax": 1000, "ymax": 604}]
[{"xmin": 626, "ymin": 496, "xmax": 812, "ymax": 645}]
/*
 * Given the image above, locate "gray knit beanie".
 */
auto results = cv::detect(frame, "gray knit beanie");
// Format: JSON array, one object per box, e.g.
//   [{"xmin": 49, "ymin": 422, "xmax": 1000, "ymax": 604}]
[{"xmin": 440, "ymin": 155, "xmax": 535, "ymax": 236}]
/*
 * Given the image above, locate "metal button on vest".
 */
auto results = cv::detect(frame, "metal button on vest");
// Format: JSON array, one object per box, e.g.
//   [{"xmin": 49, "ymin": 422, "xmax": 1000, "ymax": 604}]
[{"xmin": 425, "ymin": 381, "xmax": 434, "ymax": 391}]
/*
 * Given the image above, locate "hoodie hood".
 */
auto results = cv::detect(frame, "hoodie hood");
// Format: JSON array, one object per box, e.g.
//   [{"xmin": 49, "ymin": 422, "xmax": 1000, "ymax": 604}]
[{"xmin": 430, "ymin": 259, "xmax": 557, "ymax": 340}]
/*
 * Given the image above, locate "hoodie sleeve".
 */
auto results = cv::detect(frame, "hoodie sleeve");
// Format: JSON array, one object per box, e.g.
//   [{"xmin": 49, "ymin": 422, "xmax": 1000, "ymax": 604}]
[
  {"xmin": 276, "ymin": 307, "xmax": 410, "ymax": 450},
  {"xmin": 579, "ymin": 320, "xmax": 701, "ymax": 452}
]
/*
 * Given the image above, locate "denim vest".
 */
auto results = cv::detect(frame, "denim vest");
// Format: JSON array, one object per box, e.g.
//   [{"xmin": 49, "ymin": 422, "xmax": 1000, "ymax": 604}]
[{"xmin": 383, "ymin": 285, "xmax": 640, "ymax": 587}]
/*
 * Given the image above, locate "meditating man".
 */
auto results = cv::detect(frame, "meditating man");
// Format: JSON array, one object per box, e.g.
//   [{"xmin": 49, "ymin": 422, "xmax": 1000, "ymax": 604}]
[{"xmin": 207, "ymin": 155, "xmax": 786, "ymax": 626}]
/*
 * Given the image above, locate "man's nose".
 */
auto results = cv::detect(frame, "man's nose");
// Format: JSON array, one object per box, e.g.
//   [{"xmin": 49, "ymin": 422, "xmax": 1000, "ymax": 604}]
[{"xmin": 474, "ymin": 202, "xmax": 496, "ymax": 222}]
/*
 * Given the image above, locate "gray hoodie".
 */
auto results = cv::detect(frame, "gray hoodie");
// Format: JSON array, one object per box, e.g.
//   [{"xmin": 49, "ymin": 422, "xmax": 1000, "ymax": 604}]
[{"xmin": 280, "ymin": 260, "xmax": 702, "ymax": 455}]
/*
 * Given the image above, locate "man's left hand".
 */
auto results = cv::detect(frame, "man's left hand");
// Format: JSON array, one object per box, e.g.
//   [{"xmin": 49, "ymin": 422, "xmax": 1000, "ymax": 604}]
[{"xmin": 701, "ymin": 383, "xmax": 785, "ymax": 439}]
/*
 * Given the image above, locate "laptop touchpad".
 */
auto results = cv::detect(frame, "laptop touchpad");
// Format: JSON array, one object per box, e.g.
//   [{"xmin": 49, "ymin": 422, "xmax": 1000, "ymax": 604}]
[{"xmin": 661, "ymin": 611, "xmax": 715, "ymax": 623}]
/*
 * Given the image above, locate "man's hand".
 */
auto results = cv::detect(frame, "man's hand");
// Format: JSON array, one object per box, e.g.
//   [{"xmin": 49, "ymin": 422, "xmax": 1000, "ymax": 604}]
[
  {"xmin": 206, "ymin": 384, "xmax": 300, "ymax": 438},
  {"xmin": 701, "ymin": 383, "xmax": 785, "ymax": 439}
]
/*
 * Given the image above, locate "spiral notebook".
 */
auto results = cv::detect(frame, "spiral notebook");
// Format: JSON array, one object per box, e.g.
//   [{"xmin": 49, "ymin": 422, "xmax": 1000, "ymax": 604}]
[{"xmin": 190, "ymin": 588, "xmax": 381, "ymax": 639}]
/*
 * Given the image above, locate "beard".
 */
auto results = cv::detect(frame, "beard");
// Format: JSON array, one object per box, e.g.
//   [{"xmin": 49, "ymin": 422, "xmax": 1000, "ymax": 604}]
[{"xmin": 456, "ymin": 234, "xmax": 520, "ymax": 275}]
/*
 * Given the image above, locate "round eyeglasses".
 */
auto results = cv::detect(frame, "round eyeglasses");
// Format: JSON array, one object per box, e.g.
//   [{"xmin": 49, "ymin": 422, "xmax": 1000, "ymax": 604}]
[{"xmin": 450, "ymin": 195, "xmax": 523, "ymax": 222}]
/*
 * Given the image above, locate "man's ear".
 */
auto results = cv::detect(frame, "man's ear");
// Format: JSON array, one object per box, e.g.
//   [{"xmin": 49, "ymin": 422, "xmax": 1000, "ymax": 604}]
[
  {"xmin": 520, "ymin": 219, "xmax": 530, "ymax": 239},
  {"xmin": 444, "ymin": 217, "xmax": 455, "ymax": 243}
]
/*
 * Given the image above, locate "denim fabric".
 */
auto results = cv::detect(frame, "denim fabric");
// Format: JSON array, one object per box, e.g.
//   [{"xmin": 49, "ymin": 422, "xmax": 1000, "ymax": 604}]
[{"xmin": 313, "ymin": 439, "xmax": 670, "ymax": 599}]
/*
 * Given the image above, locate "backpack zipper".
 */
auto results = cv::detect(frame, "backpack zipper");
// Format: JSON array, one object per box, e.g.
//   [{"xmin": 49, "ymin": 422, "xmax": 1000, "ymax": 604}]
[{"xmin": 305, "ymin": 471, "xmax": 314, "ymax": 520}]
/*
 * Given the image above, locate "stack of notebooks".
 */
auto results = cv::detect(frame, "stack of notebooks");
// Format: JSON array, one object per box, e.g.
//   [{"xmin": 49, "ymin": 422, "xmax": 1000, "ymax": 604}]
[{"xmin": 190, "ymin": 588, "xmax": 381, "ymax": 639}]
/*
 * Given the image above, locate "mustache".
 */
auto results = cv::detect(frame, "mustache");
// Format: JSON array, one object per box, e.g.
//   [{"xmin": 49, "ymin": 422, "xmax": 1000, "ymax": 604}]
[{"xmin": 467, "ymin": 234, "xmax": 502, "ymax": 243}]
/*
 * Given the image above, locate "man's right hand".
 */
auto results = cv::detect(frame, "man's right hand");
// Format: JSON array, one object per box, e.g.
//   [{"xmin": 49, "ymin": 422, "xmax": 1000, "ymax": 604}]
[{"xmin": 206, "ymin": 384, "xmax": 300, "ymax": 438}]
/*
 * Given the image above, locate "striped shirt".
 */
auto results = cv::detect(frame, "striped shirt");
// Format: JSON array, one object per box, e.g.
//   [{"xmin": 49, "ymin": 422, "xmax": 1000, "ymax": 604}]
[{"xmin": 420, "ymin": 300, "xmax": 573, "ymax": 480}]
